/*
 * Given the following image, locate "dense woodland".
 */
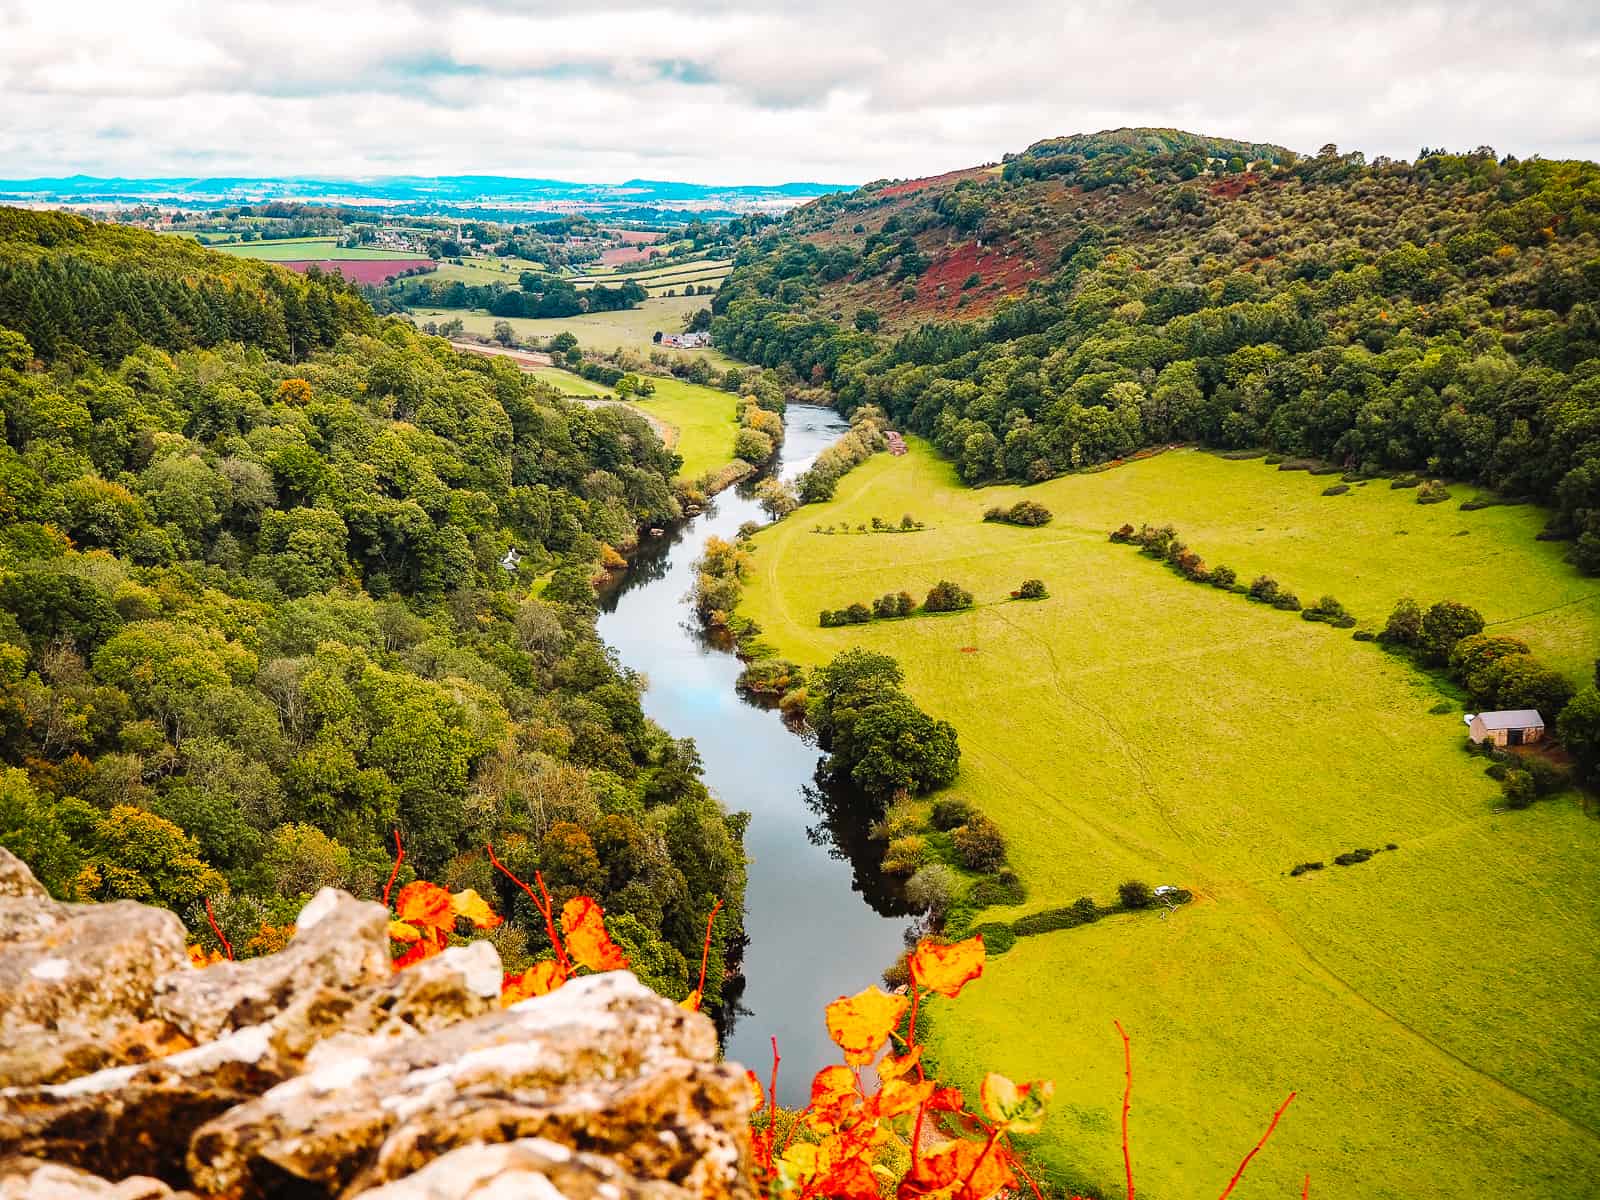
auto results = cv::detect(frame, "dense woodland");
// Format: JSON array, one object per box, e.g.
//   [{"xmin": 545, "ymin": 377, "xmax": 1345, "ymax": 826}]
[
  {"xmin": 713, "ymin": 135, "xmax": 1600, "ymax": 568},
  {"xmin": 0, "ymin": 209, "xmax": 745, "ymax": 1007}
]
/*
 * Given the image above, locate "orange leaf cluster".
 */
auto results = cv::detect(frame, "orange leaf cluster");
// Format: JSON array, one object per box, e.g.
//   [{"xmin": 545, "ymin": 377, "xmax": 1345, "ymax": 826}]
[{"xmin": 754, "ymin": 935, "xmax": 1037, "ymax": 1200}]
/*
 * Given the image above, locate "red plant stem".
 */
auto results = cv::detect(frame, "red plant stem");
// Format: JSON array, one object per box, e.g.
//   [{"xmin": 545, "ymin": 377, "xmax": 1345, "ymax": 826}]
[
  {"xmin": 1302, "ymin": 1174, "xmax": 1310, "ymax": 1198},
  {"xmin": 381, "ymin": 829, "xmax": 405, "ymax": 909},
  {"xmin": 486, "ymin": 842, "xmax": 570, "ymax": 972},
  {"xmin": 696, "ymin": 898, "xmax": 724, "ymax": 997},
  {"xmin": 1215, "ymin": 1092, "xmax": 1297, "ymax": 1200},
  {"xmin": 1010, "ymin": 1147, "xmax": 1048, "ymax": 1200},
  {"xmin": 1115, "ymin": 1019, "xmax": 1134, "ymax": 1200},
  {"xmin": 910, "ymin": 1096, "xmax": 928, "ymax": 1174},
  {"xmin": 204, "ymin": 898, "xmax": 233, "ymax": 961},
  {"xmin": 765, "ymin": 1036, "xmax": 782, "ymax": 1174},
  {"xmin": 961, "ymin": 1125, "xmax": 1005, "ymax": 1191}
]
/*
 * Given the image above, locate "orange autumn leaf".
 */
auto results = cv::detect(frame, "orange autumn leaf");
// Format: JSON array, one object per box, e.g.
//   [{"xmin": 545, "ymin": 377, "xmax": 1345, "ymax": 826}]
[
  {"xmin": 186, "ymin": 944, "xmax": 226, "ymax": 968},
  {"xmin": 560, "ymin": 895, "xmax": 628, "ymax": 972},
  {"xmin": 394, "ymin": 881, "xmax": 453, "ymax": 930},
  {"xmin": 825, "ymin": 985, "xmax": 909, "ymax": 1066},
  {"xmin": 910, "ymin": 935, "xmax": 985, "ymax": 999},
  {"xmin": 864, "ymin": 1077, "xmax": 935, "ymax": 1120},
  {"xmin": 898, "ymin": 1139, "xmax": 1015, "ymax": 1200},
  {"xmin": 449, "ymin": 888, "xmax": 503, "ymax": 930},
  {"xmin": 818, "ymin": 1156, "xmax": 882, "ymax": 1200},
  {"xmin": 809, "ymin": 1063, "xmax": 860, "ymax": 1128},
  {"xmin": 501, "ymin": 959, "xmax": 567, "ymax": 1004},
  {"xmin": 877, "ymin": 1046, "xmax": 923, "ymax": 1082}
]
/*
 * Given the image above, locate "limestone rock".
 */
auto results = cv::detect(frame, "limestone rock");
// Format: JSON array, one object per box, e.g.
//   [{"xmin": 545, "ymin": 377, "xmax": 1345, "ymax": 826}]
[
  {"xmin": 188, "ymin": 972, "xmax": 754, "ymax": 1200},
  {"xmin": 151, "ymin": 889, "xmax": 391, "ymax": 1043},
  {"xmin": 0, "ymin": 1158, "xmax": 174, "ymax": 1199},
  {"xmin": 0, "ymin": 935, "xmax": 508, "ymax": 1184},
  {"xmin": 347, "ymin": 1137, "xmax": 684, "ymax": 1200},
  {"xmin": 0, "ymin": 851, "xmax": 189, "ymax": 1090}
]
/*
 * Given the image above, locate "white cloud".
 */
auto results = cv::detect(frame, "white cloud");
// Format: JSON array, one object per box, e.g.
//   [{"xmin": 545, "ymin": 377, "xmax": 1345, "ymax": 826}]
[{"xmin": 0, "ymin": 0, "xmax": 1596, "ymax": 182}]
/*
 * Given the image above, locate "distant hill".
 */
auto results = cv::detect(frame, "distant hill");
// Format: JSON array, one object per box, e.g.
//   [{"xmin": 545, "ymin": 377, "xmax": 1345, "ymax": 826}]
[{"xmin": 0, "ymin": 174, "xmax": 854, "ymax": 218}]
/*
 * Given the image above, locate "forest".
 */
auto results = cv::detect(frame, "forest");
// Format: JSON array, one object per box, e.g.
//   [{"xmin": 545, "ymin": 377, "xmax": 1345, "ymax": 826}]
[
  {"xmin": 0, "ymin": 208, "xmax": 747, "ymax": 1010},
  {"xmin": 712, "ymin": 139, "xmax": 1600, "ymax": 568}
]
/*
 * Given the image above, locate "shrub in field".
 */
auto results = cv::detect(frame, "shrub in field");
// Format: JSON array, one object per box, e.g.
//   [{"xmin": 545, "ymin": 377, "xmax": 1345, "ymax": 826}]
[
  {"xmin": 1333, "ymin": 848, "xmax": 1374, "ymax": 866},
  {"xmin": 952, "ymin": 816, "xmax": 1008, "ymax": 872},
  {"xmin": 984, "ymin": 499, "xmax": 1053, "ymax": 526},
  {"xmin": 845, "ymin": 602, "xmax": 873, "ymax": 624},
  {"xmin": 1109, "ymin": 523, "xmax": 1136, "ymax": 543},
  {"xmin": 1209, "ymin": 564, "xmax": 1237, "ymax": 588},
  {"xmin": 1271, "ymin": 591, "xmax": 1303, "ymax": 611},
  {"xmin": 1069, "ymin": 895, "xmax": 1100, "ymax": 923},
  {"xmin": 1322, "ymin": 483, "xmax": 1350, "ymax": 496},
  {"xmin": 1118, "ymin": 879, "xmax": 1154, "ymax": 909},
  {"xmin": 931, "ymin": 797, "xmax": 977, "ymax": 831},
  {"xmin": 1302, "ymin": 595, "xmax": 1356, "ymax": 627},
  {"xmin": 1248, "ymin": 575, "xmax": 1282, "ymax": 603},
  {"xmin": 882, "ymin": 834, "xmax": 932, "ymax": 876},
  {"xmin": 1289, "ymin": 861, "xmax": 1325, "ymax": 876},
  {"xmin": 925, "ymin": 579, "xmax": 975, "ymax": 612},
  {"xmin": 1016, "ymin": 578, "xmax": 1049, "ymax": 599},
  {"xmin": 1416, "ymin": 479, "xmax": 1452, "ymax": 504},
  {"xmin": 905, "ymin": 863, "xmax": 960, "ymax": 915}
]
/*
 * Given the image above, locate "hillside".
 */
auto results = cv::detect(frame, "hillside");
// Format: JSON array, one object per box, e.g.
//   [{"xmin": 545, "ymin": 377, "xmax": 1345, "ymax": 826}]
[
  {"xmin": 714, "ymin": 130, "xmax": 1600, "ymax": 563},
  {"xmin": 0, "ymin": 211, "xmax": 746, "ymax": 1012}
]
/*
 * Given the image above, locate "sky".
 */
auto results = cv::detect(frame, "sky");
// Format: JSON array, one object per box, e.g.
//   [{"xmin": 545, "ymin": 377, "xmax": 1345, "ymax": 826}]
[{"xmin": 2, "ymin": 0, "xmax": 1598, "ymax": 185}]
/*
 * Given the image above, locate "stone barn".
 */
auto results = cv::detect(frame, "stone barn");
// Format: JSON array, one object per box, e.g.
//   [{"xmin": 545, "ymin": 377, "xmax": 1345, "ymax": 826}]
[{"xmin": 1464, "ymin": 709, "xmax": 1546, "ymax": 747}]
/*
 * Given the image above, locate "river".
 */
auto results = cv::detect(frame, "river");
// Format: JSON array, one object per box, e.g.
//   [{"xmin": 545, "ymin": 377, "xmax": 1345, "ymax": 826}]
[{"xmin": 596, "ymin": 403, "xmax": 912, "ymax": 1099}]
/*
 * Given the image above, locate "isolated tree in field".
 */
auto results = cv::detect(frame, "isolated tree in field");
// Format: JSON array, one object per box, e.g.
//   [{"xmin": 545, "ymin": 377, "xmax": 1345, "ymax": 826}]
[
  {"xmin": 1420, "ymin": 601, "xmax": 1485, "ymax": 663},
  {"xmin": 492, "ymin": 320, "xmax": 515, "ymax": 346},
  {"xmin": 1381, "ymin": 597, "xmax": 1424, "ymax": 646},
  {"xmin": 755, "ymin": 478, "xmax": 798, "ymax": 521},
  {"xmin": 1119, "ymin": 879, "xmax": 1154, "ymax": 909},
  {"xmin": 924, "ymin": 579, "xmax": 974, "ymax": 612}
]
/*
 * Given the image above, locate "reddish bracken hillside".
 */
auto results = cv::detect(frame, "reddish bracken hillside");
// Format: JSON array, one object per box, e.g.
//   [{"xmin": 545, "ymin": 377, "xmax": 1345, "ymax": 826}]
[{"xmin": 278, "ymin": 259, "xmax": 434, "ymax": 285}]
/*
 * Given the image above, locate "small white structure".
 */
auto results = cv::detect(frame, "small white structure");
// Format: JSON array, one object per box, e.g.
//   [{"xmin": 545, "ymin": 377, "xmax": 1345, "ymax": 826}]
[
  {"xmin": 500, "ymin": 547, "xmax": 521, "ymax": 573},
  {"xmin": 660, "ymin": 331, "xmax": 711, "ymax": 350},
  {"xmin": 1463, "ymin": 709, "xmax": 1545, "ymax": 747},
  {"xmin": 1152, "ymin": 885, "xmax": 1179, "ymax": 899}
]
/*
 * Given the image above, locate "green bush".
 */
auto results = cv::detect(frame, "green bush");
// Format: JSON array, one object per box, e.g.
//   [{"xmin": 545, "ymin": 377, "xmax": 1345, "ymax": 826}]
[
  {"xmin": 1016, "ymin": 578, "xmax": 1048, "ymax": 600},
  {"xmin": 1322, "ymin": 483, "xmax": 1350, "ymax": 496},
  {"xmin": 969, "ymin": 871, "xmax": 1027, "ymax": 908},
  {"xmin": 983, "ymin": 500, "xmax": 1053, "ymax": 527},
  {"xmin": 971, "ymin": 921, "xmax": 1017, "ymax": 954},
  {"xmin": 930, "ymin": 797, "xmax": 976, "ymax": 831},
  {"xmin": 1118, "ymin": 879, "xmax": 1153, "ymax": 909},
  {"xmin": 1289, "ymin": 861, "xmax": 1325, "ymax": 876},
  {"xmin": 882, "ymin": 834, "xmax": 931, "ymax": 875},
  {"xmin": 1416, "ymin": 479, "xmax": 1452, "ymax": 505},
  {"xmin": 924, "ymin": 579, "xmax": 975, "ymax": 613},
  {"xmin": 1501, "ymin": 770, "xmax": 1536, "ymax": 809}
]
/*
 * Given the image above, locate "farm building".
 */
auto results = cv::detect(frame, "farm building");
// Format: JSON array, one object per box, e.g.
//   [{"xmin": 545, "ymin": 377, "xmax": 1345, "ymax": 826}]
[
  {"xmin": 660, "ymin": 331, "xmax": 711, "ymax": 349},
  {"xmin": 1463, "ymin": 710, "xmax": 1545, "ymax": 747}
]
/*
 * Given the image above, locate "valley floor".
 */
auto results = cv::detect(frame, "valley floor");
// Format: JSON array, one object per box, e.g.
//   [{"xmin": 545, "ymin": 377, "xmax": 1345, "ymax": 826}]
[{"xmin": 738, "ymin": 441, "xmax": 1600, "ymax": 1199}]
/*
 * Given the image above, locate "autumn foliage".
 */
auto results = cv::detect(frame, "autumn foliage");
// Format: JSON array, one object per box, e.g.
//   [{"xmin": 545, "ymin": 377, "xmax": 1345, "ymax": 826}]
[{"xmin": 186, "ymin": 831, "xmax": 1300, "ymax": 1199}]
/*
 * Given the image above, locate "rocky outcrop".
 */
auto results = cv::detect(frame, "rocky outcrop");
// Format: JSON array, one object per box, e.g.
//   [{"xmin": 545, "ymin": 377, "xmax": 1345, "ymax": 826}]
[{"xmin": 0, "ymin": 849, "xmax": 754, "ymax": 1200}]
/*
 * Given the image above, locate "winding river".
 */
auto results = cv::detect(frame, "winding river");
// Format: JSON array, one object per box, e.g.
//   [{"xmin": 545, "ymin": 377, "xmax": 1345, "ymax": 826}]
[{"xmin": 596, "ymin": 404, "xmax": 912, "ymax": 1098}]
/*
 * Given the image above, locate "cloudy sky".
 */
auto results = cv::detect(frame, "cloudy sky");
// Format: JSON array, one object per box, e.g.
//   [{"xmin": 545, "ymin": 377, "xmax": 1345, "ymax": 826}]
[{"xmin": 2, "ymin": 0, "xmax": 1598, "ymax": 184}]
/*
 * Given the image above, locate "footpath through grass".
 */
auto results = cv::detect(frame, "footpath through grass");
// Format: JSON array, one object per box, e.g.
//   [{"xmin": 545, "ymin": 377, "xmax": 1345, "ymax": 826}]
[{"xmin": 738, "ymin": 439, "xmax": 1600, "ymax": 1199}]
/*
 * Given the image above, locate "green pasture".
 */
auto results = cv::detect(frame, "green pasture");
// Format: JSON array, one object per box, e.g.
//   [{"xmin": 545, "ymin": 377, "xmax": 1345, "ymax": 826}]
[
  {"xmin": 211, "ymin": 238, "xmax": 425, "ymax": 261},
  {"xmin": 527, "ymin": 368, "xmax": 739, "ymax": 482},
  {"xmin": 737, "ymin": 439, "xmax": 1600, "ymax": 1198}
]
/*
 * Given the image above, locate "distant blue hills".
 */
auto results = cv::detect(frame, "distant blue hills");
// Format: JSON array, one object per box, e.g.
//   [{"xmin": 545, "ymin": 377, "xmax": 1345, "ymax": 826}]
[{"xmin": 0, "ymin": 174, "xmax": 852, "ymax": 209}]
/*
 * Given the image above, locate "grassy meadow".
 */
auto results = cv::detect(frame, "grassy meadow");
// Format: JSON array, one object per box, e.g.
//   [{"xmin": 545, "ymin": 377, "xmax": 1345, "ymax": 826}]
[
  {"xmin": 737, "ymin": 440, "xmax": 1600, "ymax": 1198},
  {"xmin": 410, "ymin": 295, "xmax": 739, "ymax": 367},
  {"xmin": 529, "ymin": 367, "xmax": 739, "ymax": 481}
]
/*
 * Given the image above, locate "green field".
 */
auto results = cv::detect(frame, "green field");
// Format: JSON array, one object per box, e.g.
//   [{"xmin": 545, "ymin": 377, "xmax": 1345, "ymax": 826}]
[
  {"xmin": 410, "ymin": 295, "xmax": 738, "ymax": 368},
  {"xmin": 738, "ymin": 440, "xmax": 1600, "ymax": 1198},
  {"xmin": 528, "ymin": 368, "xmax": 739, "ymax": 482},
  {"xmin": 208, "ymin": 237, "xmax": 426, "ymax": 261}
]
